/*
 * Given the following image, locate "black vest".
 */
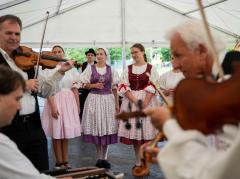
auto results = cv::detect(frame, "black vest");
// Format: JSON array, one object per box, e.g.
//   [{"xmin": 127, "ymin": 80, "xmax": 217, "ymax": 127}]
[
  {"xmin": 0, "ymin": 52, "xmax": 41, "ymax": 129},
  {"xmin": 0, "ymin": 52, "xmax": 9, "ymax": 66},
  {"xmin": 82, "ymin": 61, "xmax": 97, "ymax": 72}
]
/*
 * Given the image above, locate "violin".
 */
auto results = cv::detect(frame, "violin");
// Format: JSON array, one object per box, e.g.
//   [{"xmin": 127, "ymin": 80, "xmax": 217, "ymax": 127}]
[
  {"xmin": 13, "ymin": 46, "xmax": 71, "ymax": 70},
  {"xmin": 173, "ymin": 59, "xmax": 240, "ymax": 134}
]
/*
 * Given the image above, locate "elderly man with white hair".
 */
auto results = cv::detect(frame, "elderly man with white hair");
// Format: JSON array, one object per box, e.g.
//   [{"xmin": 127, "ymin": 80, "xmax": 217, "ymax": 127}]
[{"xmin": 142, "ymin": 19, "xmax": 240, "ymax": 179}]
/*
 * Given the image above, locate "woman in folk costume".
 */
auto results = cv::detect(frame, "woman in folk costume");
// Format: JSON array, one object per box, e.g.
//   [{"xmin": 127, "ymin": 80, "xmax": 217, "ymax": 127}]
[
  {"xmin": 118, "ymin": 43, "xmax": 160, "ymax": 170},
  {"xmin": 80, "ymin": 48, "xmax": 119, "ymax": 169},
  {"xmin": 41, "ymin": 45, "xmax": 81, "ymax": 169},
  {"xmin": 158, "ymin": 57, "xmax": 184, "ymax": 106}
]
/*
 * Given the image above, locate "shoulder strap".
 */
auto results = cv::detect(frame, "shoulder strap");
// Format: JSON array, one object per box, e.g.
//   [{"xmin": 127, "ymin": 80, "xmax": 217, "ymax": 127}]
[{"xmin": 128, "ymin": 64, "xmax": 133, "ymax": 73}]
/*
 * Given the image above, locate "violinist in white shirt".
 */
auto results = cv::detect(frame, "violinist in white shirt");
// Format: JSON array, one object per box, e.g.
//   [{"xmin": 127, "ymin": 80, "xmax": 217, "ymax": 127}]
[
  {"xmin": 142, "ymin": 20, "xmax": 240, "ymax": 179},
  {"xmin": 0, "ymin": 14, "xmax": 73, "ymax": 172}
]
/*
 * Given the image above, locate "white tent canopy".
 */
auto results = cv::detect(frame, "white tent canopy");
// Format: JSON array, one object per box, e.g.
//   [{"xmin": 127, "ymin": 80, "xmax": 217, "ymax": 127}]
[{"xmin": 0, "ymin": 0, "xmax": 239, "ymax": 48}]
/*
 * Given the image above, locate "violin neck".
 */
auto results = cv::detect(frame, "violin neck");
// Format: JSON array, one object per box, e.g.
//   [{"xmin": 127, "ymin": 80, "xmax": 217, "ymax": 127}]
[
  {"xmin": 41, "ymin": 54, "xmax": 67, "ymax": 62},
  {"xmin": 128, "ymin": 111, "xmax": 145, "ymax": 119},
  {"xmin": 116, "ymin": 110, "xmax": 146, "ymax": 121}
]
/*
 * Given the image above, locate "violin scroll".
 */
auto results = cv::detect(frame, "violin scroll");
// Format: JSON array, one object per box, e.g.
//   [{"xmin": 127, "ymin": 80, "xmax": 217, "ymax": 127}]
[{"xmin": 132, "ymin": 132, "xmax": 164, "ymax": 177}]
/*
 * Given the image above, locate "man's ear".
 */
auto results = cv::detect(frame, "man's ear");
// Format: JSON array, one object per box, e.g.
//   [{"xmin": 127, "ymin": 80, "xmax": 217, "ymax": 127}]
[
  {"xmin": 198, "ymin": 43, "xmax": 208, "ymax": 58},
  {"xmin": 198, "ymin": 44, "xmax": 213, "ymax": 76}
]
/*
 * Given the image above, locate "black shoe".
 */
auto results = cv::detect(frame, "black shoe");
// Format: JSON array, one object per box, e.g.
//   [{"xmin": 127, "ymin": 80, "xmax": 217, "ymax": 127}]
[
  {"xmin": 95, "ymin": 159, "xmax": 103, "ymax": 168},
  {"xmin": 101, "ymin": 160, "xmax": 111, "ymax": 169}
]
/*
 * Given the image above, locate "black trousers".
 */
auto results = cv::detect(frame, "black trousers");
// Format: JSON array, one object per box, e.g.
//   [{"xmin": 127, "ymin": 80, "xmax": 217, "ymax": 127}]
[{"xmin": 1, "ymin": 113, "xmax": 49, "ymax": 171}]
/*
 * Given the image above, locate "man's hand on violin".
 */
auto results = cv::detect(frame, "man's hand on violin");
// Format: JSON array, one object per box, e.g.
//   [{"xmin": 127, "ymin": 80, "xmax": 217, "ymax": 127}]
[
  {"xmin": 140, "ymin": 142, "xmax": 160, "ymax": 164},
  {"xmin": 58, "ymin": 60, "xmax": 74, "ymax": 74},
  {"xmin": 144, "ymin": 106, "xmax": 171, "ymax": 130},
  {"xmin": 26, "ymin": 79, "xmax": 39, "ymax": 92}
]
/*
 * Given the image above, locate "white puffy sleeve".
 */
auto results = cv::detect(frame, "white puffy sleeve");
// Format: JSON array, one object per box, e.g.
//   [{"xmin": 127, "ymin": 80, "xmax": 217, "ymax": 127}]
[
  {"xmin": 71, "ymin": 68, "xmax": 81, "ymax": 89},
  {"xmin": 118, "ymin": 68, "xmax": 131, "ymax": 96},
  {"xmin": 37, "ymin": 66, "xmax": 58, "ymax": 77},
  {"xmin": 158, "ymin": 72, "xmax": 168, "ymax": 90},
  {"xmin": 37, "ymin": 66, "xmax": 63, "ymax": 97},
  {"xmin": 111, "ymin": 67, "xmax": 120, "ymax": 89},
  {"xmin": 143, "ymin": 66, "xmax": 159, "ymax": 94},
  {"xmin": 77, "ymin": 65, "xmax": 92, "ymax": 88}
]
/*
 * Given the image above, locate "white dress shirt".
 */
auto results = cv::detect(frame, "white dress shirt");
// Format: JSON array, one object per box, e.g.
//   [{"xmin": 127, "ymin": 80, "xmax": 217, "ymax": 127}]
[
  {"xmin": 0, "ymin": 133, "xmax": 54, "ymax": 179},
  {"xmin": 158, "ymin": 119, "xmax": 240, "ymax": 179}
]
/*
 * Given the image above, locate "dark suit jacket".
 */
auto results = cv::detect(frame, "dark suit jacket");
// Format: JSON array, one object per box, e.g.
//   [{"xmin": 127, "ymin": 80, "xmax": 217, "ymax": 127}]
[{"xmin": 81, "ymin": 61, "xmax": 97, "ymax": 72}]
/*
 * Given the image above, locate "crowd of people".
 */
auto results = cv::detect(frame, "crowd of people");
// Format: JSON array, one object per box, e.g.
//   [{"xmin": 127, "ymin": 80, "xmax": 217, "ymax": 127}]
[{"xmin": 0, "ymin": 13, "xmax": 240, "ymax": 179}]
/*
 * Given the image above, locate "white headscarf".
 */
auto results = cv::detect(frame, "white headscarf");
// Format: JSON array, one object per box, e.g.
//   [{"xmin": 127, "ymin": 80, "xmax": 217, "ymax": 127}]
[{"xmin": 96, "ymin": 47, "xmax": 111, "ymax": 65}]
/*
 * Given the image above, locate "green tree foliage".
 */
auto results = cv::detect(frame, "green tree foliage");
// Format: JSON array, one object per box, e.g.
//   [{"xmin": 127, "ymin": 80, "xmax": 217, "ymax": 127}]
[
  {"xmin": 65, "ymin": 48, "xmax": 91, "ymax": 64},
  {"xmin": 109, "ymin": 48, "xmax": 121, "ymax": 64},
  {"xmin": 109, "ymin": 48, "xmax": 132, "ymax": 64},
  {"xmin": 65, "ymin": 48, "xmax": 133, "ymax": 65},
  {"xmin": 160, "ymin": 48, "xmax": 171, "ymax": 62},
  {"xmin": 64, "ymin": 47, "xmax": 171, "ymax": 64},
  {"xmin": 125, "ymin": 48, "xmax": 131, "ymax": 60}
]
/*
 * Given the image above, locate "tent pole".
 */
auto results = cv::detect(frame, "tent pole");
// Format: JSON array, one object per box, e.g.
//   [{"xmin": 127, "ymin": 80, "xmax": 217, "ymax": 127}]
[{"xmin": 121, "ymin": 0, "xmax": 126, "ymax": 70}]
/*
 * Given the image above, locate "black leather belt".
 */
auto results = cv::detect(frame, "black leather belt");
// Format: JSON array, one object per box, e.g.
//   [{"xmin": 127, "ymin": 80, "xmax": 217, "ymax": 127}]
[{"xmin": 19, "ymin": 112, "xmax": 36, "ymax": 123}]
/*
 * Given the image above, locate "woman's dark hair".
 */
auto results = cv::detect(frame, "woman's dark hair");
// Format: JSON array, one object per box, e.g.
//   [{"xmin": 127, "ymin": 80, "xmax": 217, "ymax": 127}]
[
  {"xmin": 52, "ymin": 45, "xmax": 65, "ymax": 54},
  {"xmin": 0, "ymin": 65, "xmax": 25, "ymax": 95},
  {"xmin": 131, "ymin": 43, "xmax": 147, "ymax": 62},
  {"xmin": 0, "ymin": 14, "xmax": 22, "ymax": 30}
]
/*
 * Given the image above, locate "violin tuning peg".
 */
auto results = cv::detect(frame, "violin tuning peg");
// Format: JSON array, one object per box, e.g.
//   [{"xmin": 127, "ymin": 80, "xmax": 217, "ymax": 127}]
[
  {"xmin": 128, "ymin": 102, "xmax": 132, "ymax": 111},
  {"xmin": 125, "ymin": 122, "xmax": 132, "ymax": 130},
  {"xmin": 137, "ymin": 100, "xmax": 143, "ymax": 110},
  {"xmin": 136, "ymin": 120, "xmax": 142, "ymax": 129}
]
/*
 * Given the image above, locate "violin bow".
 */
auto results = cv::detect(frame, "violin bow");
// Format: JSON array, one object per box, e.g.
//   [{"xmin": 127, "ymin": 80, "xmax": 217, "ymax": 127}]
[
  {"xmin": 234, "ymin": 40, "xmax": 240, "ymax": 51},
  {"xmin": 196, "ymin": 0, "xmax": 225, "ymax": 80},
  {"xmin": 146, "ymin": 72, "xmax": 171, "ymax": 107},
  {"xmin": 34, "ymin": 11, "xmax": 50, "ymax": 79}
]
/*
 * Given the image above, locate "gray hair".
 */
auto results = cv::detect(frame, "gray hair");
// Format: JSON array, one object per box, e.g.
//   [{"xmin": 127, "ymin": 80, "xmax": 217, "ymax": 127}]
[{"xmin": 165, "ymin": 19, "xmax": 225, "ymax": 54}]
